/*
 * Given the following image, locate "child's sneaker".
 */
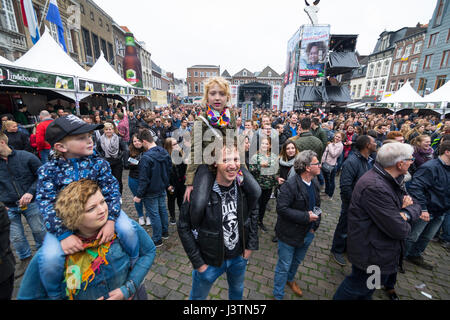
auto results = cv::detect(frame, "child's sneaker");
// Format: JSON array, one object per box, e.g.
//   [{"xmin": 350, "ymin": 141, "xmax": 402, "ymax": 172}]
[
  {"xmin": 139, "ymin": 217, "xmax": 145, "ymax": 226},
  {"xmin": 146, "ymin": 217, "xmax": 152, "ymax": 226}
]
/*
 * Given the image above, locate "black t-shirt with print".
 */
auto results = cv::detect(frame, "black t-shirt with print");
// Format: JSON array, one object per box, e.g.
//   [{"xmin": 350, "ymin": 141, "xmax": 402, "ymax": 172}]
[{"xmin": 218, "ymin": 182, "xmax": 243, "ymax": 260}]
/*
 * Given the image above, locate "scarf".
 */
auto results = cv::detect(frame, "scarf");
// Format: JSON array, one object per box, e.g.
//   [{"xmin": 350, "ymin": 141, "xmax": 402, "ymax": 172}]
[
  {"xmin": 100, "ymin": 134, "xmax": 120, "ymax": 159},
  {"xmin": 279, "ymin": 156, "xmax": 296, "ymax": 168},
  {"xmin": 64, "ymin": 234, "xmax": 116, "ymax": 300},
  {"xmin": 206, "ymin": 105, "xmax": 231, "ymax": 128}
]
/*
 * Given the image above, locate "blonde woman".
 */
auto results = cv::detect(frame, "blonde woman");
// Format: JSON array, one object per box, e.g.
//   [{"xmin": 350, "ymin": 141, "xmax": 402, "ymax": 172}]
[{"xmin": 96, "ymin": 121, "xmax": 128, "ymax": 194}]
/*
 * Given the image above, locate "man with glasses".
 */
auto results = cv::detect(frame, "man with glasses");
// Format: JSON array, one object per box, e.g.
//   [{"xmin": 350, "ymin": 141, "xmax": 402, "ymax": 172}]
[
  {"xmin": 330, "ymin": 136, "xmax": 377, "ymax": 266},
  {"xmin": 334, "ymin": 143, "xmax": 421, "ymax": 300},
  {"xmin": 273, "ymin": 150, "xmax": 322, "ymax": 300},
  {"xmin": 151, "ymin": 117, "xmax": 165, "ymax": 147}
]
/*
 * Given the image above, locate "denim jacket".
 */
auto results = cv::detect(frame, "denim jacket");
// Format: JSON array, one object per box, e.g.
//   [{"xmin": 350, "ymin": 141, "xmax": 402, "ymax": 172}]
[{"xmin": 17, "ymin": 221, "xmax": 156, "ymax": 300}]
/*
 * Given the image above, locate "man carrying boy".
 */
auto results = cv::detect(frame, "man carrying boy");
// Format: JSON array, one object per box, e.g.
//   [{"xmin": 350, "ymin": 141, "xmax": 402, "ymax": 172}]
[{"xmin": 35, "ymin": 115, "xmax": 138, "ymax": 300}]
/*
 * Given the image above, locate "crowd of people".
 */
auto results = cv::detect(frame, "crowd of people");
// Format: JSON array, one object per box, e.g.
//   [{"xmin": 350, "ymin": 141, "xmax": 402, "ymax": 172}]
[{"xmin": 0, "ymin": 76, "xmax": 449, "ymax": 301}]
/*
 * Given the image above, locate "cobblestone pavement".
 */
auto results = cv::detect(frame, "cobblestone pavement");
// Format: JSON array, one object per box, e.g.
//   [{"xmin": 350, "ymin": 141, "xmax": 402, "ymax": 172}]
[{"xmin": 12, "ymin": 171, "xmax": 450, "ymax": 300}]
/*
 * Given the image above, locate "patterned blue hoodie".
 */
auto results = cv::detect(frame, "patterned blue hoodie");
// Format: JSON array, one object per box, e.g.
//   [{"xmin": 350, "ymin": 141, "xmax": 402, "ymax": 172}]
[{"xmin": 36, "ymin": 155, "xmax": 121, "ymax": 241}]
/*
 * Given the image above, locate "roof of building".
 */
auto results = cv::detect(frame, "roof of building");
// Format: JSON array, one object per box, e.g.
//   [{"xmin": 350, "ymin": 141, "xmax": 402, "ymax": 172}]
[
  {"xmin": 233, "ymin": 68, "xmax": 255, "ymax": 77},
  {"xmin": 258, "ymin": 66, "xmax": 281, "ymax": 78},
  {"xmin": 221, "ymin": 70, "xmax": 232, "ymax": 78},
  {"xmin": 189, "ymin": 65, "xmax": 220, "ymax": 69}
]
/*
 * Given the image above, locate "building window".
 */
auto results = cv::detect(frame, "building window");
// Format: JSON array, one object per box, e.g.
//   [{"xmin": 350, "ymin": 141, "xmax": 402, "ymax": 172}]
[
  {"xmin": 49, "ymin": 22, "xmax": 59, "ymax": 42},
  {"xmin": 90, "ymin": 11, "xmax": 94, "ymax": 21},
  {"xmin": 194, "ymin": 82, "xmax": 199, "ymax": 93},
  {"xmin": 435, "ymin": 75, "xmax": 446, "ymax": 90},
  {"xmin": 397, "ymin": 79, "xmax": 405, "ymax": 91},
  {"xmin": 435, "ymin": 0, "xmax": 445, "ymax": 26},
  {"xmin": 400, "ymin": 62, "xmax": 408, "ymax": 74},
  {"xmin": 100, "ymin": 38, "xmax": 107, "ymax": 60},
  {"xmin": 392, "ymin": 62, "xmax": 401, "ymax": 75},
  {"xmin": 410, "ymin": 58, "xmax": 419, "ymax": 73},
  {"xmin": 99, "ymin": 18, "xmax": 103, "ymax": 27},
  {"xmin": 447, "ymin": 29, "xmax": 450, "ymax": 42},
  {"xmin": 428, "ymin": 33, "xmax": 439, "ymax": 48},
  {"xmin": 80, "ymin": 4, "xmax": 85, "ymax": 14},
  {"xmin": 441, "ymin": 50, "xmax": 449, "ymax": 68},
  {"xmin": 423, "ymin": 54, "xmax": 433, "ymax": 69},
  {"xmin": 194, "ymin": 71, "xmax": 198, "ymax": 77},
  {"xmin": 389, "ymin": 81, "xmax": 397, "ymax": 92},
  {"xmin": 206, "ymin": 72, "xmax": 210, "ymax": 77},
  {"xmin": 1, "ymin": 0, "xmax": 18, "ymax": 32},
  {"xmin": 395, "ymin": 47, "xmax": 403, "ymax": 59},
  {"xmin": 65, "ymin": 25, "xmax": 74, "ymax": 53},
  {"xmin": 81, "ymin": 28, "xmax": 93, "ymax": 62},
  {"xmin": 200, "ymin": 82, "xmax": 204, "ymax": 93},
  {"xmin": 357, "ymin": 84, "xmax": 362, "ymax": 97},
  {"xmin": 368, "ymin": 64, "xmax": 374, "ymax": 78},
  {"xmin": 106, "ymin": 24, "xmax": 110, "ymax": 32},
  {"xmin": 366, "ymin": 81, "xmax": 371, "ymax": 95},
  {"xmin": 382, "ymin": 61, "xmax": 390, "ymax": 76},
  {"xmin": 414, "ymin": 41, "xmax": 423, "ymax": 54},
  {"xmin": 418, "ymin": 78, "xmax": 427, "ymax": 92},
  {"xmin": 107, "ymin": 42, "xmax": 114, "ymax": 64},
  {"xmin": 92, "ymin": 33, "xmax": 100, "ymax": 59},
  {"xmin": 375, "ymin": 62, "xmax": 382, "ymax": 77},
  {"xmin": 243, "ymin": 71, "xmax": 247, "ymax": 76},
  {"xmin": 404, "ymin": 45, "xmax": 412, "ymax": 58}
]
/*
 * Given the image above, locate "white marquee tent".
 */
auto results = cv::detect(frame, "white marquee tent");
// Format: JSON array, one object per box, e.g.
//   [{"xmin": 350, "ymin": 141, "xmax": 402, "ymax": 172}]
[
  {"xmin": 424, "ymin": 80, "xmax": 450, "ymax": 102},
  {"xmin": 0, "ymin": 55, "xmax": 13, "ymax": 66},
  {"xmin": 379, "ymin": 81, "xmax": 426, "ymax": 104}
]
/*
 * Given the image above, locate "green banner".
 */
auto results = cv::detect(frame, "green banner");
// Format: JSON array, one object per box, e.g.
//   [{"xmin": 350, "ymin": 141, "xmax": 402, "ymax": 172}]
[
  {"xmin": 0, "ymin": 65, "xmax": 75, "ymax": 91},
  {"xmin": 78, "ymin": 79, "xmax": 128, "ymax": 95},
  {"xmin": 128, "ymin": 87, "xmax": 150, "ymax": 97}
]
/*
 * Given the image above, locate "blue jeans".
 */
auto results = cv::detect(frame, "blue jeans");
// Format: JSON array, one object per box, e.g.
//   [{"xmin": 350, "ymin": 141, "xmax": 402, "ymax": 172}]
[
  {"xmin": 128, "ymin": 177, "xmax": 145, "ymax": 218},
  {"xmin": 40, "ymin": 149, "xmax": 51, "ymax": 165},
  {"xmin": 273, "ymin": 232, "xmax": 315, "ymax": 300},
  {"xmin": 142, "ymin": 192, "xmax": 169, "ymax": 243},
  {"xmin": 322, "ymin": 167, "xmax": 337, "ymax": 198},
  {"xmin": 405, "ymin": 214, "xmax": 445, "ymax": 258},
  {"xmin": 317, "ymin": 172, "xmax": 324, "ymax": 186},
  {"xmin": 7, "ymin": 202, "xmax": 46, "ymax": 260},
  {"xmin": 190, "ymin": 255, "xmax": 248, "ymax": 300},
  {"xmin": 333, "ymin": 265, "xmax": 398, "ymax": 300},
  {"xmin": 38, "ymin": 210, "xmax": 139, "ymax": 300},
  {"xmin": 336, "ymin": 152, "xmax": 345, "ymax": 173},
  {"xmin": 331, "ymin": 200, "xmax": 350, "ymax": 254},
  {"xmin": 441, "ymin": 211, "xmax": 450, "ymax": 243}
]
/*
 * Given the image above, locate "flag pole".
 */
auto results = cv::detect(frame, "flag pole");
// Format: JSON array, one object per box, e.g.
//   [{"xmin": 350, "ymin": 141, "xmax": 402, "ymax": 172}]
[{"xmin": 39, "ymin": 0, "xmax": 50, "ymax": 30}]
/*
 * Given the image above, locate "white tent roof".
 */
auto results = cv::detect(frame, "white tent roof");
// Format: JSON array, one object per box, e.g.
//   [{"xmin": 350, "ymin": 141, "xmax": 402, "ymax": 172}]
[
  {"xmin": 380, "ymin": 81, "xmax": 426, "ymax": 104},
  {"xmin": 87, "ymin": 52, "xmax": 132, "ymax": 88},
  {"xmin": 14, "ymin": 29, "xmax": 90, "ymax": 79},
  {"xmin": 0, "ymin": 55, "xmax": 13, "ymax": 66},
  {"xmin": 424, "ymin": 81, "xmax": 450, "ymax": 102}
]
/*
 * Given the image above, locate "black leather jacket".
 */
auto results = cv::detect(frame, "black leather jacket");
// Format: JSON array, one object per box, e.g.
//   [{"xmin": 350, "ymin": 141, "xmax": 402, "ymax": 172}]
[{"xmin": 177, "ymin": 166, "xmax": 260, "ymax": 269}]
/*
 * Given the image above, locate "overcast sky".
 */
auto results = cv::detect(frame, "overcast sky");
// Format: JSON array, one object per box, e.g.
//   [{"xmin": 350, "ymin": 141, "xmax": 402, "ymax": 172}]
[{"xmin": 94, "ymin": 0, "xmax": 436, "ymax": 79}]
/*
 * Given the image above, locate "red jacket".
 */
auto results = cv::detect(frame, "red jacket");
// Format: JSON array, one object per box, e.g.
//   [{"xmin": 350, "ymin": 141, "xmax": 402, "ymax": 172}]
[{"xmin": 36, "ymin": 119, "xmax": 53, "ymax": 152}]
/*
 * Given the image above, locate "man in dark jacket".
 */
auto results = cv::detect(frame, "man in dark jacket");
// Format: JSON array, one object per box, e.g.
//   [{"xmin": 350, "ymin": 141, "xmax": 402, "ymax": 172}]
[
  {"xmin": 273, "ymin": 150, "xmax": 321, "ymax": 300},
  {"xmin": 177, "ymin": 143, "xmax": 260, "ymax": 300},
  {"xmin": 293, "ymin": 118, "xmax": 324, "ymax": 161},
  {"xmin": 0, "ymin": 132, "xmax": 46, "ymax": 279},
  {"xmin": 0, "ymin": 202, "xmax": 15, "ymax": 299},
  {"xmin": 330, "ymin": 135, "xmax": 377, "ymax": 266},
  {"xmin": 281, "ymin": 113, "xmax": 299, "ymax": 141},
  {"xmin": 334, "ymin": 143, "xmax": 421, "ymax": 300},
  {"xmin": 405, "ymin": 140, "xmax": 450, "ymax": 269},
  {"xmin": 134, "ymin": 129, "xmax": 172, "ymax": 247}
]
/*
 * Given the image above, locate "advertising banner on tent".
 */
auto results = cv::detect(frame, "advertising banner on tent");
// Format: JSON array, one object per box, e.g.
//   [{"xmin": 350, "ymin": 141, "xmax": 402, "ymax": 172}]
[
  {"xmin": 242, "ymin": 101, "xmax": 253, "ymax": 122},
  {"xmin": 298, "ymin": 25, "xmax": 330, "ymax": 79},
  {"xmin": 130, "ymin": 88, "xmax": 151, "ymax": 97},
  {"xmin": 272, "ymin": 85, "xmax": 281, "ymax": 111},
  {"xmin": 230, "ymin": 85, "xmax": 239, "ymax": 106},
  {"xmin": 78, "ymin": 79, "xmax": 127, "ymax": 95},
  {"xmin": 0, "ymin": 65, "xmax": 74, "ymax": 91}
]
